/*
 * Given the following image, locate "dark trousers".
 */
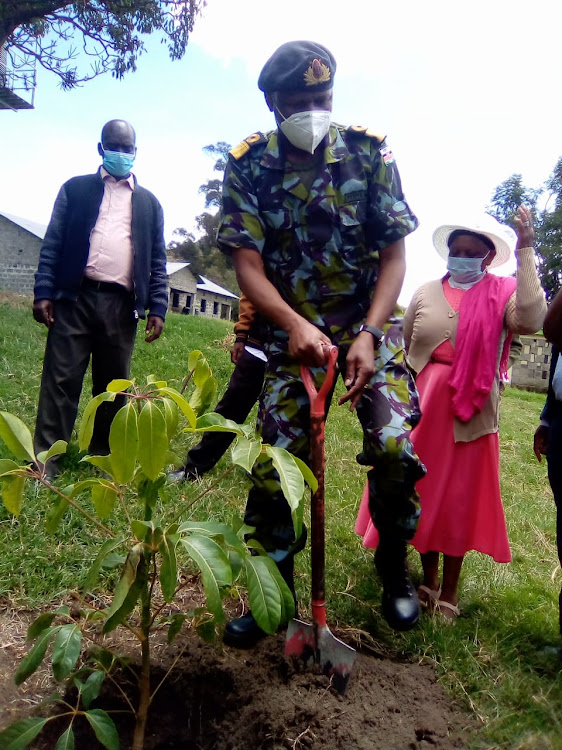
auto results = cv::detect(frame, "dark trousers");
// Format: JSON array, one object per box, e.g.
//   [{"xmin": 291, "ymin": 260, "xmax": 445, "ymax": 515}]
[
  {"xmin": 186, "ymin": 349, "xmax": 266, "ymax": 474},
  {"xmin": 546, "ymin": 409, "xmax": 562, "ymax": 634},
  {"xmin": 34, "ymin": 286, "xmax": 138, "ymax": 459}
]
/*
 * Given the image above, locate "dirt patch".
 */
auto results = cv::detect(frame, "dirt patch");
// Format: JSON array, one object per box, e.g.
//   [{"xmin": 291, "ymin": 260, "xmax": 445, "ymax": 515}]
[
  {"xmin": 0, "ymin": 290, "xmax": 32, "ymax": 310},
  {"xmin": 0, "ymin": 601, "xmax": 478, "ymax": 750}
]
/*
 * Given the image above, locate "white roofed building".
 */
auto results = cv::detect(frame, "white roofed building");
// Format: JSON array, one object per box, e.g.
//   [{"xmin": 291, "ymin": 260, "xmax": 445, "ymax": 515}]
[{"xmin": 166, "ymin": 262, "xmax": 238, "ymax": 321}]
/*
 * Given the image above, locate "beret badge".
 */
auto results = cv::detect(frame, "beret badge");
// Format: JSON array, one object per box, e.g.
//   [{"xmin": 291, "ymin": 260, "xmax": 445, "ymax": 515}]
[{"xmin": 304, "ymin": 58, "xmax": 331, "ymax": 86}]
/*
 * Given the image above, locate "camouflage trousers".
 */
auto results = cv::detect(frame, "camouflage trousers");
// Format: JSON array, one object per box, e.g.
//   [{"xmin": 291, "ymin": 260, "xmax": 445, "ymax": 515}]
[{"xmin": 245, "ymin": 317, "xmax": 426, "ymax": 556}]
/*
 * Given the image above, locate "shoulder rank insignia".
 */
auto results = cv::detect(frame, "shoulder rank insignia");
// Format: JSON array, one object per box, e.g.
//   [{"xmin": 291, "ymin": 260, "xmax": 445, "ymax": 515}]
[{"xmin": 229, "ymin": 132, "xmax": 267, "ymax": 160}]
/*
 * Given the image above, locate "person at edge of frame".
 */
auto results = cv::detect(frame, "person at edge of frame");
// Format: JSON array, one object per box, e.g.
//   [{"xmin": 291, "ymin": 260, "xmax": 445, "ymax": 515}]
[
  {"xmin": 534, "ymin": 288, "xmax": 562, "ymax": 640},
  {"xmin": 216, "ymin": 40, "xmax": 426, "ymax": 648}
]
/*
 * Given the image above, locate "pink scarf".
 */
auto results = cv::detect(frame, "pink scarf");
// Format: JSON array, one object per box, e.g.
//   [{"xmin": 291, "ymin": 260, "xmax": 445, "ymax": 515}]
[{"xmin": 449, "ymin": 273, "xmax": 517, "ymax": 422}]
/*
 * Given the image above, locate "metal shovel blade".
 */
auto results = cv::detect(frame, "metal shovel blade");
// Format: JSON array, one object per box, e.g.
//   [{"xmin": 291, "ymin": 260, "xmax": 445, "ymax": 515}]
[{"xmin": 285, "ymin": 618, "xmax": 356, "ymax": 695}]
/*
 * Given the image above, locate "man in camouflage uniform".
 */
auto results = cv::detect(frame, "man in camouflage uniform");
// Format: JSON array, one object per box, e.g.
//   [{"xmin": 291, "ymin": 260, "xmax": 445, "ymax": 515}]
[{"xmin": 218, "ymin": 40, "xmax": 425, "ymax": 647}]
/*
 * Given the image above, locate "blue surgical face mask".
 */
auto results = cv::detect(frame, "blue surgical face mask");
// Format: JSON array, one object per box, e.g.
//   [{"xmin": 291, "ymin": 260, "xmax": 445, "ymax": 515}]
[
  {"xmin": 447, "ymin": 254, "xmax": 488, "ymax": 284},
  {"xmin": 101, "ymin": 148, "xmax": 135, "ymax": 177}
]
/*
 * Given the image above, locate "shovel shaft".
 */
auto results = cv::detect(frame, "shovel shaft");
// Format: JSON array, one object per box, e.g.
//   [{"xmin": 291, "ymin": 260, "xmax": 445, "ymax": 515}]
[{"xmin": 300, "ymin": 347, "xmax": 338, "ymax": 624}]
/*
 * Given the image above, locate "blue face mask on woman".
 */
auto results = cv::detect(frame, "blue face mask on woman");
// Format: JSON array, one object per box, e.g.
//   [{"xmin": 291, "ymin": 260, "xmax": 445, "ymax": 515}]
[
  {"xmin": 447, "ymin": 254, "xmax": 488, "ymax": 285},
  {"xmin": 102, "ymin": 148, "xmax": 135, "ymax": 178}
]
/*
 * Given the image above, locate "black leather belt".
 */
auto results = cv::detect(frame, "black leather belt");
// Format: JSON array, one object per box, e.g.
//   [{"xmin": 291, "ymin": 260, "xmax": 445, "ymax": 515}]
[{"xmin": 81, "ymin": 277, "xmax": 130, "ymax": 294}]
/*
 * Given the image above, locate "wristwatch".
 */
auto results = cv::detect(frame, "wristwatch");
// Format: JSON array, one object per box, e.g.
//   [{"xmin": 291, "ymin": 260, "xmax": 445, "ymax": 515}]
[{"xmin": 359, "ymin": 324, "xmax": 384, "ymax": 344}]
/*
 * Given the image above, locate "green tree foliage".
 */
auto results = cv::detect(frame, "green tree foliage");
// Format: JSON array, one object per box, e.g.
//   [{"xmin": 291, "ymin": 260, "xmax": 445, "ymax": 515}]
[
  {"xmin": 0, "ymin": 1, "xmax": 204, "ymax": 91},
  {"xmin": 168, "ymin": 141, "xmax": 239, "ymax": 300},
  {"xmin": 488, "ymin": 158, "xmax": 562, "ymax": 301}
]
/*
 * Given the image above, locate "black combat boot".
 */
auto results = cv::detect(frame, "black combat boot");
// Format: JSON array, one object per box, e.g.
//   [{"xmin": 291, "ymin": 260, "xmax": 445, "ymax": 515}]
[
  {"xmin": 223, "ymin": 554, "xmax": 297, "ymax": 649},
  {"xmin": 374, "ymin": 540, "xmax": 419, "ymax": 631}
]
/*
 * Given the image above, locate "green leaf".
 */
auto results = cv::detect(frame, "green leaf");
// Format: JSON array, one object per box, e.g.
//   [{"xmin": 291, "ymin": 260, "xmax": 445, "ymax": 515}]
[
  {"xmin": 27, "ymin": 613, "xmax": 56, "ymax": 640},
  {"xmin": 231, "ymin": 436, "xmax": 262, "ymax": 473},
  {"xmin": 291, "ymin": 496, "xmax": 304, "ymax": 549},
  {"xmin": 162, "ymin": 397, "xmax": 179, "ymax": 442},
  {"xmin": 264, "ymin": 446, "xmax": 305, "ymax": 512},
  {"xmin": 101, "ymin": 553, "xmax": 125, "ymax": 569},
  {"xmin": 130, "ymin": 519, "xmax": 155, "ymax": 540},
  {"xmin": 291, "ymin": 455, "xmax": 318, "ymax": 492},
  {"xmin": 109, "ymin": 403, "xmax": 138, "ymax": 484},
  {"xmin": 52, "ymin": 624, "xmax": 82, "ymax": 681},
  {"xmin": 78, "ymin": 393, "xmax": 116, "ymax": 452},
  {"xmin": 187, "ymin": 350, "xmax": 204, "ymax": 377},
  {"xmin": 177, "ymin": 521, "xmax": 245, "ymax": 553},
  {"xmin": 0, "ymin": 717, "xmax": 48, "ymax": 749},
  {"xmin": 40, "ymin": 440, "xmax": 68, "ymax": 464},
  {"xmin": 137, "ymin": 401, "xmax": 168, "ymax": 480},
  {"xmin": 1, "ymin": 474, "xmax": 26, "ymax": 516},
  {"xmin": 15, "ymin": 627, "xmax": 59, "ymax": 685},
  {"xmin": 79, "ymin": 670, "xmax": 105, "ymax": 708},
  {"xmin": 91, "ymin": 484, "xmax": 118, "ymax": 520},
  {"xmin": 83, "ymin": 709, "xmax": 119, "ymax": 750},
  {"xmin": 167, "ymin": 613, "xmax": 186, "ymax": 644},
  {"xmin": 196, "ymin": 618, "xmax": 217, "ymax": 643},
  {"xmin": 54, "ymin": 725, "xmax": 74, "ymax": 750},
  {"xmin": 0, "ymin": 458, "xmax": 21, "ymax": 477},
  {"xmin": 103, "ymin": 547, "xmax": 146, "ymax": 633},
  {"xmin": 191, "ymin": 412, "xmax": 245, "ymax": 436},
  {"xmin": 0, "ymin": 412, "xmax": 35, "ymax": 462},
  {"xmin": 228, "ymin": 550, "xmax": 243, "ymax": 581},
  {"xmin": 245, "ymin": 555, "xmax": 295, "ymax": 635},
  {"xmin": 157, "ymin": 387, "xmax": 196, "ymax": 428},
  {"xmin": 106, "ymin": 379, "xmax": 133, "ymax": 393},
  {"xmin": 80, "ymin": 455, "xmax": 113, "ymax": 474},
  {"xmin": 146, "ymin": 375, "xmax": 167, "ymax": 388},
  {"xmin": 105, "ymin": 543, "xmax": 143, "ymax": 617},
  {"xmin": 180, "ymin": 536, "xmax": 232, "ymax": 621},
  {"xmin": 159, "ymin": 532, "xmax": 178, "ymax": 602},
  {"xmin": 46, "ymin": 496, "xmax": 70, "ymax": 534},
  {"xmin": 83, "ymin": 537, "xmax": 126, "ymax": 593},
  {"xmin": 189, "ymin": 376, "xmax": 217, "ymax": 417}
]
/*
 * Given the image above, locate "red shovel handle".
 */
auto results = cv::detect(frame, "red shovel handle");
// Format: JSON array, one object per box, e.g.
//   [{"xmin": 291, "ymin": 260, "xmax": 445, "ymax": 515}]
[
  {"xmin": 300, "ymin": 346, "xmax": 338, "ymax": 627},
  {"xmin": 300, "ymin": 346, "xmax": 339, "ymax": 417}
]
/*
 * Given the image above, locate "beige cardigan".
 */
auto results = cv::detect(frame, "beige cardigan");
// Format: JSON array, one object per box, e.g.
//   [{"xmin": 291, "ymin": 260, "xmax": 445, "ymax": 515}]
[{"xmin": 404, "ymin": 247, "xmax": 547, "ymax": 442}]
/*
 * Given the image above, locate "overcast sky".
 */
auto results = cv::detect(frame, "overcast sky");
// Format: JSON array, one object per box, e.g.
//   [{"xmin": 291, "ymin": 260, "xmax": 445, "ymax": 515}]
[{"xmin": 1, "ymin": 0, "xmax": 560, "ymax": 303}]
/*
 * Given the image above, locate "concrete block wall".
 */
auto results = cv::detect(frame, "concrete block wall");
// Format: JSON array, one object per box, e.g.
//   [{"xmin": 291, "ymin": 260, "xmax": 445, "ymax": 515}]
[
  {"xmin": 511, "ymin": 335, "xmax": 551, "ymax": 392},
  {"xmin": 0, "ymin": 215, "xmax": 41, "ymax": 294}
]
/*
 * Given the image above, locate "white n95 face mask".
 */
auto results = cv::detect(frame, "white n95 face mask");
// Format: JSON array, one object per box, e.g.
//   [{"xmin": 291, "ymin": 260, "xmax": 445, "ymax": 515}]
[{"xmin": 279, "ymin": 110, "xmax": 331, "ymax": 154}]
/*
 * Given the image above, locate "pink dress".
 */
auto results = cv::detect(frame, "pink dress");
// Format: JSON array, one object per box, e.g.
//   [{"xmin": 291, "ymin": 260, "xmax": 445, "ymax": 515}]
[{"xmin": 355, "ymin": 280, "xmax": 511, "ymax": 563}]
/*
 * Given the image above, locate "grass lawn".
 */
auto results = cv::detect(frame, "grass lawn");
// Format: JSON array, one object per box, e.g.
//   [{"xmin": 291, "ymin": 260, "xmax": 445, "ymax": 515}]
[{"xmin": 1, "ymin": 294, "xmax": 561, "ymax": 749}]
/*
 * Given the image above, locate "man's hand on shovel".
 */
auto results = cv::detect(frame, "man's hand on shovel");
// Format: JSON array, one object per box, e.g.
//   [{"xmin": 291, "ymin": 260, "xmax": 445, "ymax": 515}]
[{"xmin": 338, "ymin": 331, "xmax": 376, "ymax": 411}]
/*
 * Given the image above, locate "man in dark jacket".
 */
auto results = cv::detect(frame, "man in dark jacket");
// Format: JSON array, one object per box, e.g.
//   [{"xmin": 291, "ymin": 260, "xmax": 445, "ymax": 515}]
[{"xmin": 33, "ymin": 119, "xmax": 168, "ymax": 476}]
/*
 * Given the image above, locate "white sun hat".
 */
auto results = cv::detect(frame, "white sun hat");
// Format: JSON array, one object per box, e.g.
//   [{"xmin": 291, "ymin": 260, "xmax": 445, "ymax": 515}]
[{"xmin": 432, "ymin": 214, "xmax": 517, "ymax": 269}]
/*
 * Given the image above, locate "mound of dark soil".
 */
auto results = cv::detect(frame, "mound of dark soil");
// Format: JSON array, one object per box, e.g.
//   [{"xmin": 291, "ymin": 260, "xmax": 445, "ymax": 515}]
[{"xmin": 34, "ymin": 629, "xmax": 474, "ymax": 750}]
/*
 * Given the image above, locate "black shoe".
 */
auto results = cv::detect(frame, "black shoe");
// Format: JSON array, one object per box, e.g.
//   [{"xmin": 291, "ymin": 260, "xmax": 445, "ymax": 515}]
[
  {"xmin": 223, "ymin": 612, "xmax": 267, "ymax": 648},
  {"xmin": 375, "ymin": 545, "xmax": 419, "ymax": 632}
]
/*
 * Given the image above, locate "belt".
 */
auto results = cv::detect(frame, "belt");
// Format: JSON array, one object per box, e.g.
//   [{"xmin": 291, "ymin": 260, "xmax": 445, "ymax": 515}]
[{"xmin": 81, "ymin": 277, "xmax": 131, "ymax": 295}]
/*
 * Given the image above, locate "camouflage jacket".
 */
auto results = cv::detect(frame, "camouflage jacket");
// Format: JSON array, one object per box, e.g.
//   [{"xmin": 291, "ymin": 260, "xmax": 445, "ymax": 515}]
[{"xmin": 218, "ymin": 124, "xmax": 418, "ymax": 346}]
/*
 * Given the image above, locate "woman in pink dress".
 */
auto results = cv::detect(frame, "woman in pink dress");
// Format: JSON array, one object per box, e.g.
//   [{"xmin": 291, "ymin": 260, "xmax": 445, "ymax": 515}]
[{"xmin": 355, "ymin": 207, "xmax": 546, "ymax": 620}]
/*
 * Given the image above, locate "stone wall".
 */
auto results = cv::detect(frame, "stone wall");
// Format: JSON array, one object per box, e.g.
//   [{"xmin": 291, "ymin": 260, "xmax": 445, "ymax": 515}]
[
  {"xmin": 0, "ymin": 215, "xmax": 41, "ymax": 294},
  {"xmin": 511, "ymin": 334, "xmax": 551, "ymax": 392}
]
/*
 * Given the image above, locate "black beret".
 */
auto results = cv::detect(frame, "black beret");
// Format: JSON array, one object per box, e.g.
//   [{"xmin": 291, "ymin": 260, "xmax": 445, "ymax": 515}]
[{"xmin": 258, "ymin": 40, "xmax": 336, "ymax": 94}]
